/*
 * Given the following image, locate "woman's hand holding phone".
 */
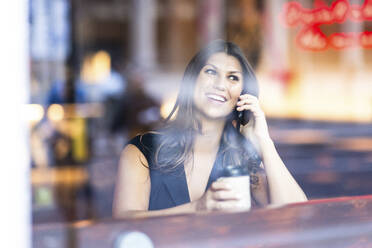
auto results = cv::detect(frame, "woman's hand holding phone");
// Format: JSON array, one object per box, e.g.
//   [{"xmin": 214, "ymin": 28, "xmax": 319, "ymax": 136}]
[{"xmin": 236, "ymin": 94, "xmax": 271, "ymax": 153}]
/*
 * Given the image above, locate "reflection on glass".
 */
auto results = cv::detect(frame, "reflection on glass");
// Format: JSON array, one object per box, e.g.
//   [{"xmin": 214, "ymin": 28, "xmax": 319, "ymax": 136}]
[
  {"xmin": 29, "ymin": 0, "xmax": 372, "ymax": 228},
  {"xmin": 112, "ymin": 40, "xmax": 307, "ymax": 219}
]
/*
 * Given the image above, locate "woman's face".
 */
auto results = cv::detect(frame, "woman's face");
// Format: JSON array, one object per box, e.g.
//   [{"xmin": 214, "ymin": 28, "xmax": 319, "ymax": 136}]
[{"xmin": 193, "ymin": 52, "xmax": 243, "ymax": 120}]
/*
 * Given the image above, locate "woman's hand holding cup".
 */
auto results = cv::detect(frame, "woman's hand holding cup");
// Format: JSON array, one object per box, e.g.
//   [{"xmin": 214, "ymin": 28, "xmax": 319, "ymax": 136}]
[{"xmin": 194, "ymin": 176, "xmax": 251, "ymax": 212}]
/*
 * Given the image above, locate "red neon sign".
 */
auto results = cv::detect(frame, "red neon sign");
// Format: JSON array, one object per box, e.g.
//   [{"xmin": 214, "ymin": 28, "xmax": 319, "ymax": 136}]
[{"xmin": 280, "ymin": 0, "xmax": 372, "ymax": 51}]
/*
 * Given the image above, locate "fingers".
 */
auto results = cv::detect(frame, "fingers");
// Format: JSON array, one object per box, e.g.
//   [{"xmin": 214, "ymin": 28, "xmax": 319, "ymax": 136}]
[
  {"xmin": 237, "ymin": 95, "xmax": 259, "ymax": 110},
  {"xmin": 212, "ymin": 190, "xmax": 241, "ymax": 201},
  {"xmin": 239, "ymin": 94, "xmax": 258, "ymax": 101},
  {"xmin": 236, "ymin": 95, "xmax": 264, "ymax": 116},
  {"xmin": 236, "ymin": 104, "xmax": 259, "ymax": 112},
  {"xmin": 236, "ymin": 98, "xmax": 257, "ymax": 106},
  {"xmin": 204, "ymin": 179, "xmax": 251, "ymax": 212},
  {"xmin": 237, "ymin": 96, "xmax": 258, "ymax": 107},
  {"xmin": 209, "ymin": 181, "xmax": 250, "ymax": 208},
  {"xmin": 210, "ymin": 180, "xmax": 232, "ymax": 191}
]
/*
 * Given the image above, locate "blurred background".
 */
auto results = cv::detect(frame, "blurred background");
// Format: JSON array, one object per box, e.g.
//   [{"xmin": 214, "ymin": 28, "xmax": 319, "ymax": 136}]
[{"xmin": 26, "ymin": 0, "xmax": 372, "ymax": 225}]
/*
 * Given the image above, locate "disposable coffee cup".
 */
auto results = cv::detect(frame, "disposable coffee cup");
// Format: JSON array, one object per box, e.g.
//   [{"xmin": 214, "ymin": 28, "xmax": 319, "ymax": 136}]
[{"xmin": 220, "ymin": 165, "xmax": 251, "ymax": 210}]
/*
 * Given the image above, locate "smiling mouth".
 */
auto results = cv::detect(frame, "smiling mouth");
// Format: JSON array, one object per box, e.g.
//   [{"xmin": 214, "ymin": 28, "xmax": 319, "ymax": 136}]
[{"xmin": 205, "ymin": 93, "xmax": 227, "ymax": 103}]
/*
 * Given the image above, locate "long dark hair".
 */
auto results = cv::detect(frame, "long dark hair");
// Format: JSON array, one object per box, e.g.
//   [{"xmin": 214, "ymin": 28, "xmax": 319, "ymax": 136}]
[{"xmin": 152, "ymin": 40, "xmax": 261, "ymax": 172}]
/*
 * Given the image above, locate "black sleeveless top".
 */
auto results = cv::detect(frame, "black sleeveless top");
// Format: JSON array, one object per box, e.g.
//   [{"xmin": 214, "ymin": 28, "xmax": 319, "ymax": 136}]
[
  {"xmin": 129, "ymin": 132, "xmax": 261, "ymax": 210},
  {"xmin": 129, "ymin": 132, "xmax": 228, "ymax": 210}
]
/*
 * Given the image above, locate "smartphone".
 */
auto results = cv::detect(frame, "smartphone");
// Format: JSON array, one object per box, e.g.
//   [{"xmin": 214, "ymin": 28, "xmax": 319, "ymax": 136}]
[
  {"xmin": 237, "ymin": 89, "xmax": 254, "ymax": 126},
  {"xmin": 238, "ymin": 109, "xmax": 252, "ymax": 126},
  {"xmin": 238, "ymin": 71, "xmax": 259, "ymax": 126}
]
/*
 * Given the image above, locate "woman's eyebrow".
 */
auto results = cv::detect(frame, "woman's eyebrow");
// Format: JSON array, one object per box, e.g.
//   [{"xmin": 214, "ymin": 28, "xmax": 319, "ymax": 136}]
[
  {"xmin": 206, "ymin": 64, "xmax": 242, "ymax": 74},
  {"xmin": 229, "ymin": 71, "xmax": 242, "ymax": 74},
  {"xmin": 205, "ymin": 63, "xmax": 218, "ymax": 69}
]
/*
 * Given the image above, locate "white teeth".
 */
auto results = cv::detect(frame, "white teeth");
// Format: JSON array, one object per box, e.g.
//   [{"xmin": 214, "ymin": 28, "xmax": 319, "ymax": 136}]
[{"xmin": 206, "ymin": 94, "xmax": 226, "ymax": 102}]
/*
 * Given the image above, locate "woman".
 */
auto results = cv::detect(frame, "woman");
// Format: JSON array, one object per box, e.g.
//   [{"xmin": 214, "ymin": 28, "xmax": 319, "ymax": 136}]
[{"xmin": 113, "ymin": 40, "xmax": 307, "ymax": 218}]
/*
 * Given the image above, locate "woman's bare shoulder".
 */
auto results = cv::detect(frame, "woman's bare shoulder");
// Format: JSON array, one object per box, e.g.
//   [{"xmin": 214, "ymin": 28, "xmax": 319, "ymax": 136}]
[
  {"xmin": 120, "ymin": 143, "xmax": 149, "ymax": 169},
  {"xmin": 114, "ymin": 144, "xmax": 152, "ymax": 214}
]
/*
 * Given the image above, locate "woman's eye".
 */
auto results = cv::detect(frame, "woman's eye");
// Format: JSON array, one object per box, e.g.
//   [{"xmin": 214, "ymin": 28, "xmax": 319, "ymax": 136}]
[
  {"xmin": 205, "ymin": 69, "xmax": 217, "ymax": 75},
  {"xmin": 228, "ymin": 75, "xmax": 239, "ymax": 81}
]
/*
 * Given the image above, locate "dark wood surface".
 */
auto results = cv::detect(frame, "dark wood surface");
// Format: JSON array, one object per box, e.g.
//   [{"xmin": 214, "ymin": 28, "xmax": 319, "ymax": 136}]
[{"xmin": 34, "ymin": 195, "xmax": 372, "ymax": 248}]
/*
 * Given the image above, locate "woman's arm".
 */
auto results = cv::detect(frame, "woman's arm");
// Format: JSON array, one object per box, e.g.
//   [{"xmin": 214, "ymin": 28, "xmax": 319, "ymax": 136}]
[
  {"xmin": 113, "ymin": 144, "xmax": 241, "ymax": 218},
  {"xmin": 257, "ymin": 138, "xmax": 307, "ymax": 205},
  {"xmin": 113, "ymin": 144, "xmax": 149, "ymax": 217},
  {"xmin": 250, "ymin": 166, "xmax": 270, "ymax": 207},
  {"xmin": 238, "ymin": 94, "xmax": 308, "ymax": 205}
]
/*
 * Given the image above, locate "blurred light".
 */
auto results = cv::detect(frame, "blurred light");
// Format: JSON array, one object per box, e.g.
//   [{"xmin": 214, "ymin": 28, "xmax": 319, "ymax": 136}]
[
  {"xmin": 81, "ymin": 50, "xmax": 111, "ymax": 84},
  {"xmin": 258, "ymin": 71, "xmax": 372, "ymax": 123},
  {"xmin": 160, "ymin": 94, "xmax": 177, "ymax": 120},
  {"xmin": 31, "ymin": 167, "xmax": 87, "ymax": 185},
  {"xmin": 47, "ymin": 104, "xmax": 64, "ymax": 121},
  {"xmin": 75, "ymin": 103, "xmax": 104, "ymax": 118},
  {"xmin": 115, "ymin": 231, "xmax": 154, "ymax": 248},
  {"xmin": 281, "ymin": 0, "xmax": 349, "ymax": 28},
  {"xmin": 22, "ymin": 104, "xmax": 44, "ymax": 123},
  {"xmin": 73, "ymin": 220, "xmax": 94, "ymax": 228},
  {"xmin": 280, "ymin": 0, "xmax": 372, "ymax": 51},
  {"xmin": 334, "ymin": 138, "xmax": 372, "ymax": 152},
  {"xmin": 34, "ymin": 186, "xmax": 53, "ymax": 207}
]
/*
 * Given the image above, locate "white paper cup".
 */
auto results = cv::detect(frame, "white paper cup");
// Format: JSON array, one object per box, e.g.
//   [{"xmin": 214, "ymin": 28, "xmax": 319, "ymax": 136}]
[{"xmin": 219, "ymin": 175, "xmax": 251, "ymax": 211}]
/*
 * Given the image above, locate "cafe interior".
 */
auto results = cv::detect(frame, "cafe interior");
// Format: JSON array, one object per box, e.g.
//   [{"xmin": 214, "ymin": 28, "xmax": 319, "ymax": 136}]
[{"xmin": 6, "ymin": 0, "xmax": 372, "ymax": 247}]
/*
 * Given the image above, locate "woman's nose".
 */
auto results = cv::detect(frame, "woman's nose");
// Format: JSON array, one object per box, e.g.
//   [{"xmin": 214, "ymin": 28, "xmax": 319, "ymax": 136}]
[{"xmin": 213, "ymin": 75, "xmax": 226, "ymax": 91}]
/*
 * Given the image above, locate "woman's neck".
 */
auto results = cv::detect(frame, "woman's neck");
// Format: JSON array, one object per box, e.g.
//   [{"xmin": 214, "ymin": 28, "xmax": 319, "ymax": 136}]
[{"xmin": 194, "ymin": 116, "xmax": 226, "ymax": 149}]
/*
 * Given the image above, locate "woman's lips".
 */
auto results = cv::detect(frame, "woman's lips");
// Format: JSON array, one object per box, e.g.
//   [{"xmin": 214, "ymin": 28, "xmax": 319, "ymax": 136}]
[{"xmin": 205, "ymin": 93, "xmax": 227, "ymax": 103}]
